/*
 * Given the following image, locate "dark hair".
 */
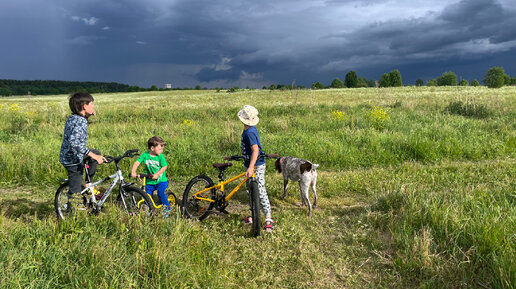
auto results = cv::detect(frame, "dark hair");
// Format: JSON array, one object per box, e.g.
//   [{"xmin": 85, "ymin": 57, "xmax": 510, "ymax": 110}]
[
  {"xmin": 69, "ymin": 92, "xmax": 94, "ymax": 115},
  {"xmin": 148, "ymin": 136, "xmax": 166, "ymax": 149}
]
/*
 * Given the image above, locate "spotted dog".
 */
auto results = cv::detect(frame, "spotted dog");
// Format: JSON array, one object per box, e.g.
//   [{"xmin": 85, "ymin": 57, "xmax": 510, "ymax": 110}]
[{"xmin": 275, "ymin": 156, "xmax": 319, "ymax": 217}]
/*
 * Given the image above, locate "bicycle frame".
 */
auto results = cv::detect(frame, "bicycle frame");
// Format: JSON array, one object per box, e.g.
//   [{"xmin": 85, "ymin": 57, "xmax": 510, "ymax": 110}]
[
  {"xmin": 77, "ymin": 167, "xmax": 128, "ymax": 210},
  {"xmin": 192, "ymin": 170, "xmax": 255, "ymax": 204}
]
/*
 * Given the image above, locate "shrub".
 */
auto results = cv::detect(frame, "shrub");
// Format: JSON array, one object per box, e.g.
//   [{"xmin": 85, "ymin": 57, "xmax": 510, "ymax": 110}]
[
  {"xmin": 483, "ymin": 67, "xmax": 505, "ymax": 88},
  {"xmin": 459, "ymin": 79, "xmax": 468, "ymax": 86},
  {"xmin": 416, "ymin": 79, "xmax": 424, "ymax": 87},
  {"xmin": 330, "ymin": 78, "xmax": 345, "ymax": 88},
  {"xmin": 471, "ymin": 79, "xmax": 480, "ymax": 86},
  {"xmin": 437, "ymin": 72, "xmax": 457, "ymax": 86},
  {"xmin": 427, "ymin": 79, "xmax": 437, "ymax": 86},
  {"xmin": 312, "ymin": 82, "xmax": 325, "ymax": 89},
  {"xmin": 444, "ymin": 101, "xmax": 491, "ymax": 118},
  {"xmin": 344, "ymin": 71, "xmax": 358, "ymax": 88}
]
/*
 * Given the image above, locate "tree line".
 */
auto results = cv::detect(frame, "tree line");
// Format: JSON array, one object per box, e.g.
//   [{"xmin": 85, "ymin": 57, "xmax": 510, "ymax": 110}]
[
  {"xmin": 306, "ymin": 66, "xmax": 515, "ymax": 90},
  {"xmin": 2, "ymin": 67, "xmax": 515, "ymax": 96}
]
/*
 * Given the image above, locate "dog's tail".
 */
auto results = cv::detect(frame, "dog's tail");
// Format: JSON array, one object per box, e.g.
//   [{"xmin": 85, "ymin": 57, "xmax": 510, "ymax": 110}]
[{"xmin": 275, "ymin": 158, "xmax": 282, "ymax": 173}]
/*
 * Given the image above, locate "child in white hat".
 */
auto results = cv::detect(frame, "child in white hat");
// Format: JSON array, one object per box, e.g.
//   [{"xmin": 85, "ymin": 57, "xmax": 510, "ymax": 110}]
[{"xmin": 238, "ymin": 105, "xmax": 274, "ymax": 232}]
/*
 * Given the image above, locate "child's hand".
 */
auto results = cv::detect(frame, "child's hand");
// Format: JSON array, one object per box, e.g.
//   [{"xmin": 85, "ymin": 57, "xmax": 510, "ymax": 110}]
[
  {"xmin": 245, "ymin": 167, "xmax": 254, "ymax": 178},
  {"xmin": 93, "ymin": 154, "xmax": 107, "ymax": 164},
  {"xmin": 152, "ymin": 173, "xmax": 159, "ymax": 180}
]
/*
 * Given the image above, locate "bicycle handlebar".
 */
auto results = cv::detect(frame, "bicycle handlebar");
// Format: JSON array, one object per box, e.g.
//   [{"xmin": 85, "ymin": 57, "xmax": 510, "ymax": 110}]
[
  {"xmin": 223, "ymin": 153, "xmax": 279, "ymax": 161},
  {"xmin": 104, "ymin": 149, "xmax": 140, "ymax": 163}
]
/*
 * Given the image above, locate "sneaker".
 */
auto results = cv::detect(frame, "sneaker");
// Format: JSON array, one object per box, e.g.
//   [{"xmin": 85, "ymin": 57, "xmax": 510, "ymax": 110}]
[
  {"xmin": 264, "ymin": 218, "xmax": 274, "ymax": 232},
  {"xmin": 163, "ymin": 209, "xmax": 171, "ymax": 218}
]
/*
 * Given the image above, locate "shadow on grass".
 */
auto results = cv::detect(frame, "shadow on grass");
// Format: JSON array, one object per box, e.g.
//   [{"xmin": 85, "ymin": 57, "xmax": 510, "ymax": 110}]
[{"xmin": 0, "ymin": 197, "xmax": 54, "ymax": 220}]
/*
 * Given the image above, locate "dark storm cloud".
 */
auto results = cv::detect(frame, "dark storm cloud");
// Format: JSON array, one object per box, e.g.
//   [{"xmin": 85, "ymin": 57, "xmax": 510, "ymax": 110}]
[{"xmin": 0, "ymin": 0, "xmax": 514, "ymax": 87}]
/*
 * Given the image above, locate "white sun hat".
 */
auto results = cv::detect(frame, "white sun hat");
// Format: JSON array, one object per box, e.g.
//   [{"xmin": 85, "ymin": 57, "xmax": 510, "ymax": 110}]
[{"xmin": 238, "ymin": 105, "xmax": 259, "ymax": 126}]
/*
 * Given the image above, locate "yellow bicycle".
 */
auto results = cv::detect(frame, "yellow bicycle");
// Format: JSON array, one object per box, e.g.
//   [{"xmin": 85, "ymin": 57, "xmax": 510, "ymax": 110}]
[
  {"xmin": 182, "ymin": 153, "xmax": 278, "ymax": 236},
  {"xmin": 135, "ymin": 173, "xmax": 178, "ymax": 216}
]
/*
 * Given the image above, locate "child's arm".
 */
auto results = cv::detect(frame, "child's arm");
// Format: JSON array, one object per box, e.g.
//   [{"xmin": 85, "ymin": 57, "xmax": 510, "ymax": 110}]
[
  {"xmin": 131, "ymin": 161, "xmax": 141, "ymax": 178},
  {"xmin": 245, "ymin": 145, "xmax": 259, "ymax": 178},
  {"xmin": 88, "ymin": 151, "xmax": 106, "ymax": 164},
  {"xmin": 152, "ymin": 166, "xmax": 167, "ymax": 180}
]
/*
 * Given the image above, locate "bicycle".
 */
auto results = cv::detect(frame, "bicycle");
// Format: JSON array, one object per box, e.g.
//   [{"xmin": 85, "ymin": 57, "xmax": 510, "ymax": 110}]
[
  {"xmin": 182, "ymin": 153, "xmax": 278, "ymax": 237},
  {"xmin": 54, "ymin": 149, "xmax": 155, "ymax": 220},
  {"xmin": 135, "ymin": 173, "xmax": 178, "ymax": 217}
]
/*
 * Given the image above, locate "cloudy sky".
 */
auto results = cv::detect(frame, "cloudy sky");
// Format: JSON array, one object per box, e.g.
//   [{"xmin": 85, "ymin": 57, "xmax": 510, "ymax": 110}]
[{"xmin": 1, "ymin": 0, "xmax": 515, "ymax": 88}]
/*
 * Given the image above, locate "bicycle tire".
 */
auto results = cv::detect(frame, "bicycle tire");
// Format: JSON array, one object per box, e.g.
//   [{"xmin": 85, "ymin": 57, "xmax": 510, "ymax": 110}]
[
  {"xmin": 54, "ymin": 183, "xmax": 88, "ymax": 220},
  {"xmin": 249, "ymin": 180, "xmax": 261, "ymax": 237},
  {"xmin": 117, "ymin": 186, "xmax": 154, "ymax": 215},
  {"xmin": 182, "ymin": 175, "xmax": 215, "ymax": 220},
  {"xmin": 167, "ymin": 191, "xmax": 177, "ymax": 207}
]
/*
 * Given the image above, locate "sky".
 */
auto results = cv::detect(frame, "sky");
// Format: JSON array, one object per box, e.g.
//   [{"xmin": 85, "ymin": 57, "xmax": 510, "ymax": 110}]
[{"xmin": 1, "ymin": 0, "xmax": 515, "ymax": 88}]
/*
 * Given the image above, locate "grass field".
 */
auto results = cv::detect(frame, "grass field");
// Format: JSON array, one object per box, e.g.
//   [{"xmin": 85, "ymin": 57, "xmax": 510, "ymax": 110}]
[{"xmin": 0, "ymin": 87, "xmax": 515, "ymax": 288}]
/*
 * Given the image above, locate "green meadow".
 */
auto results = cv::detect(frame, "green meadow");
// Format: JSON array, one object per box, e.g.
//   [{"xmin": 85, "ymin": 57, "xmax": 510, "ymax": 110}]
[{"xmin": 0, "ymin": 87, "xmax": 514, "ymax": 288}]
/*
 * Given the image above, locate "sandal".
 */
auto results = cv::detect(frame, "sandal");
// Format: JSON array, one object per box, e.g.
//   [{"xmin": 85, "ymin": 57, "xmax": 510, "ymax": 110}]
[
  {"xmin": 264, "ymin": 218, "xmax": 274, "ymax": 232},
  {"xmin": 242, "ymin": 216, "xmax": 253, "ymax": 224}
]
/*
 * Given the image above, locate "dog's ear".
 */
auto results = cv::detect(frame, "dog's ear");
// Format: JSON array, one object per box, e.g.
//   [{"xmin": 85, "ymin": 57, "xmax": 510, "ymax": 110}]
[
  {"xmin": 300, "ymin": 162, "xmax": 312, "ymax": 174},
  {"xmin": 275, "ymin": 158, "xmax": 282, "ymax": 173}
]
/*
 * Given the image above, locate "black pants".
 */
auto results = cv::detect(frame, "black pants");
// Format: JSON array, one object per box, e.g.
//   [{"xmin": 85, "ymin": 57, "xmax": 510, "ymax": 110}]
[{"xmin": 64, "ymin": 149, "xmax": 101, "ymax": 194}]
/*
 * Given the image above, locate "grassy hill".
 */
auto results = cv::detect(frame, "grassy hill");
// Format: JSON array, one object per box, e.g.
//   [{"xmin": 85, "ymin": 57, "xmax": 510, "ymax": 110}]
[{"xmin": 0, "ymin": 87, "xmax": 514, "ymax": 288}]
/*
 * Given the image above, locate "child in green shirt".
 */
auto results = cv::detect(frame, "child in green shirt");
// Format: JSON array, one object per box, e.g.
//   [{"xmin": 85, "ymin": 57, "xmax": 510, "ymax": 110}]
[{"xmin": 131, "ymin": 136, "xmax": 171, "ymax": 216}]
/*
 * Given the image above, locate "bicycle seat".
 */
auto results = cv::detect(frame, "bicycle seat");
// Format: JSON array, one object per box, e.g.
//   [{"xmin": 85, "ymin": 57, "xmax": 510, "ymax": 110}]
[{"xmin": 212, "ymin": 162, "xmax": 233, "ymax": 169}]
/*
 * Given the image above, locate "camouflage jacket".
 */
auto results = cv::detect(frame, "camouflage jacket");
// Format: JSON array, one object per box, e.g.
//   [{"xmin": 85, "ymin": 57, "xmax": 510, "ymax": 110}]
[{"xmin": 59, "ymin": 114, "xmax": 90, "ymax": 166}]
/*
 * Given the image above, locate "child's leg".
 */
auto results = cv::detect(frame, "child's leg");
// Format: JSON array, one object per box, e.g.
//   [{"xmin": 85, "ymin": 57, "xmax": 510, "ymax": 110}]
[
  {"xmin": 65, "ymin": 164, "xmax": 84, "ymax": 194},
  {"xmin": 254, "ymin": 164, "xmax": 271, "ymax": 218},
  {"xmin": 84, "ymin": 149, "xmax": 101, "ymax": 182},
  {"xmin": 145, "ymin": 184, "xmax": 157, "ymax": 200},
  {"xmin": 155, "ymin": 181, "xmax": 170, "ymax": 210}
]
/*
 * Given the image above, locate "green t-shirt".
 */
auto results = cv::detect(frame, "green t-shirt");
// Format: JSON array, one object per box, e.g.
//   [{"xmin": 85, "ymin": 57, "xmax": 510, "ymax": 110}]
[{"xmin": 137, "ymin": 151, "xmax": 168, "ymax": 185}]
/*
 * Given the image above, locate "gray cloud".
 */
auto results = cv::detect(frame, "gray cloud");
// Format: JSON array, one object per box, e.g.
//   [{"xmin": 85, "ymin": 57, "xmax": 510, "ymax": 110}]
[{"xmin": 0, "ymin": 0, "xmax": 514, "ymax": 87}]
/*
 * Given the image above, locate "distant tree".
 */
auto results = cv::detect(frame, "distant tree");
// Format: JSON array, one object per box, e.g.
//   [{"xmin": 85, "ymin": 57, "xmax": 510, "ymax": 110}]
[
  {"xmin": 471, "ymin": 79, "xmax": 480, "ymax": 86},
  {"xmin": 344, "ymin": 71, "xmax": 358, "ymax": 88},
  {"xmin": 511, "ymin": 77, "xmax": 516, "ymax": 85},
  {"xmin": 357, "ymin": 77, "xmax": 368, "ymax": 88},
  {"xmin": 379, "ymin": 73, "xmax": 390, "ymax": 87},
  {"xmin": 150, "ymin": 85, "xmax": 158, "ymax": 91},
  {"xmin": 262, "ymin": 86, "xmax": 267, "ymax": 90},
  {"xmin": 427, "ymin": 79, "xmax": 437, "ymax": 86},
  {"xmin": 366, "ymin": 79, "xmax": 376, "ymax": 87},
  {"xmin": 483, "ymin": 67, "xmax": 506, "ymax": 88},
  {"xmin": 330, "ymin": 78, "xmax": 345, "ymax": 88},
  {"xmin": 311, "ymin": 81, "xmax": 325, "ymax": 89},
  {"xmin": 268, "ymin": 84, "xmax": 276, "ymax": 90},
  {"xmin": 437, "ymin": 72, "xmax": 457, "ymax": 86},
  {"xmin": 388, "ymin": 70, "xmax": 403, "ymax": 87},
  {"xmin": 194, "ymin": 85, "xmax": 202, "ymax": 90},
  {"xmin": 0, "ymin": 87, "xmax": 12, "ymax": 96},
  {"xmin": 416, "ymin": 79, "xmax": 424, "ymax": 87},
  {"xmin": 459, "ymin": 79, "xmax": 469, "ymax": 86},
  {"xmin": 504, "ymin": 74, "xmax": 510, "ymax": 85}
]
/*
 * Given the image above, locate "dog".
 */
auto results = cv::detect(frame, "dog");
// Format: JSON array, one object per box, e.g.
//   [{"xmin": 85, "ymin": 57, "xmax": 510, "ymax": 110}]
[{"xmin": 275, "ymin": 156, "xmax": 319, "ymax": 217}]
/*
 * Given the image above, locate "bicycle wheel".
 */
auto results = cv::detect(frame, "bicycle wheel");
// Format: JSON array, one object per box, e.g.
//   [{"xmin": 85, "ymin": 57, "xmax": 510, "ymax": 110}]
[
  {"xmin": 249, "ymin": 180, "xmax": 261, "ymax": 237},
  {"xmin": 117, "ymin": 186, "xmax": 154, "ymax": 215},
  {"xmin": 54, "ymin": 183, "xmax": 88, "ymax": 220},
  {"xmin": 167, "ymin": 191, "xmax": 177, "ymax": 207},
  {"xmin": 182, "ymin": 175, "xmax": 215, "ymax": 220}
]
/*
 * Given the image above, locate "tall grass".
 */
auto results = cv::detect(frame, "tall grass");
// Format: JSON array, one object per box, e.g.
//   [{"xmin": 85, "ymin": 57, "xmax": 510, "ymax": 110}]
[{"xmin": 0, "ymin": 87, "xmax": 515, "ymax": 288}]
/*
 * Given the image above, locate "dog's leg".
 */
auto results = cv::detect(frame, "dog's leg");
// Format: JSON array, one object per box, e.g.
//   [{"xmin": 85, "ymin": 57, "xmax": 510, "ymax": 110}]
[
  {"xmin": 311, "ymin": 177, "xmax": 317, "ymax": 209},
  {"xmin": 281, "ymin": 178, "xmax": 288, "ymax": 199},
  {"xmin": 300, "ymin": 181, "xmax": 312, "ymax": 217}
]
